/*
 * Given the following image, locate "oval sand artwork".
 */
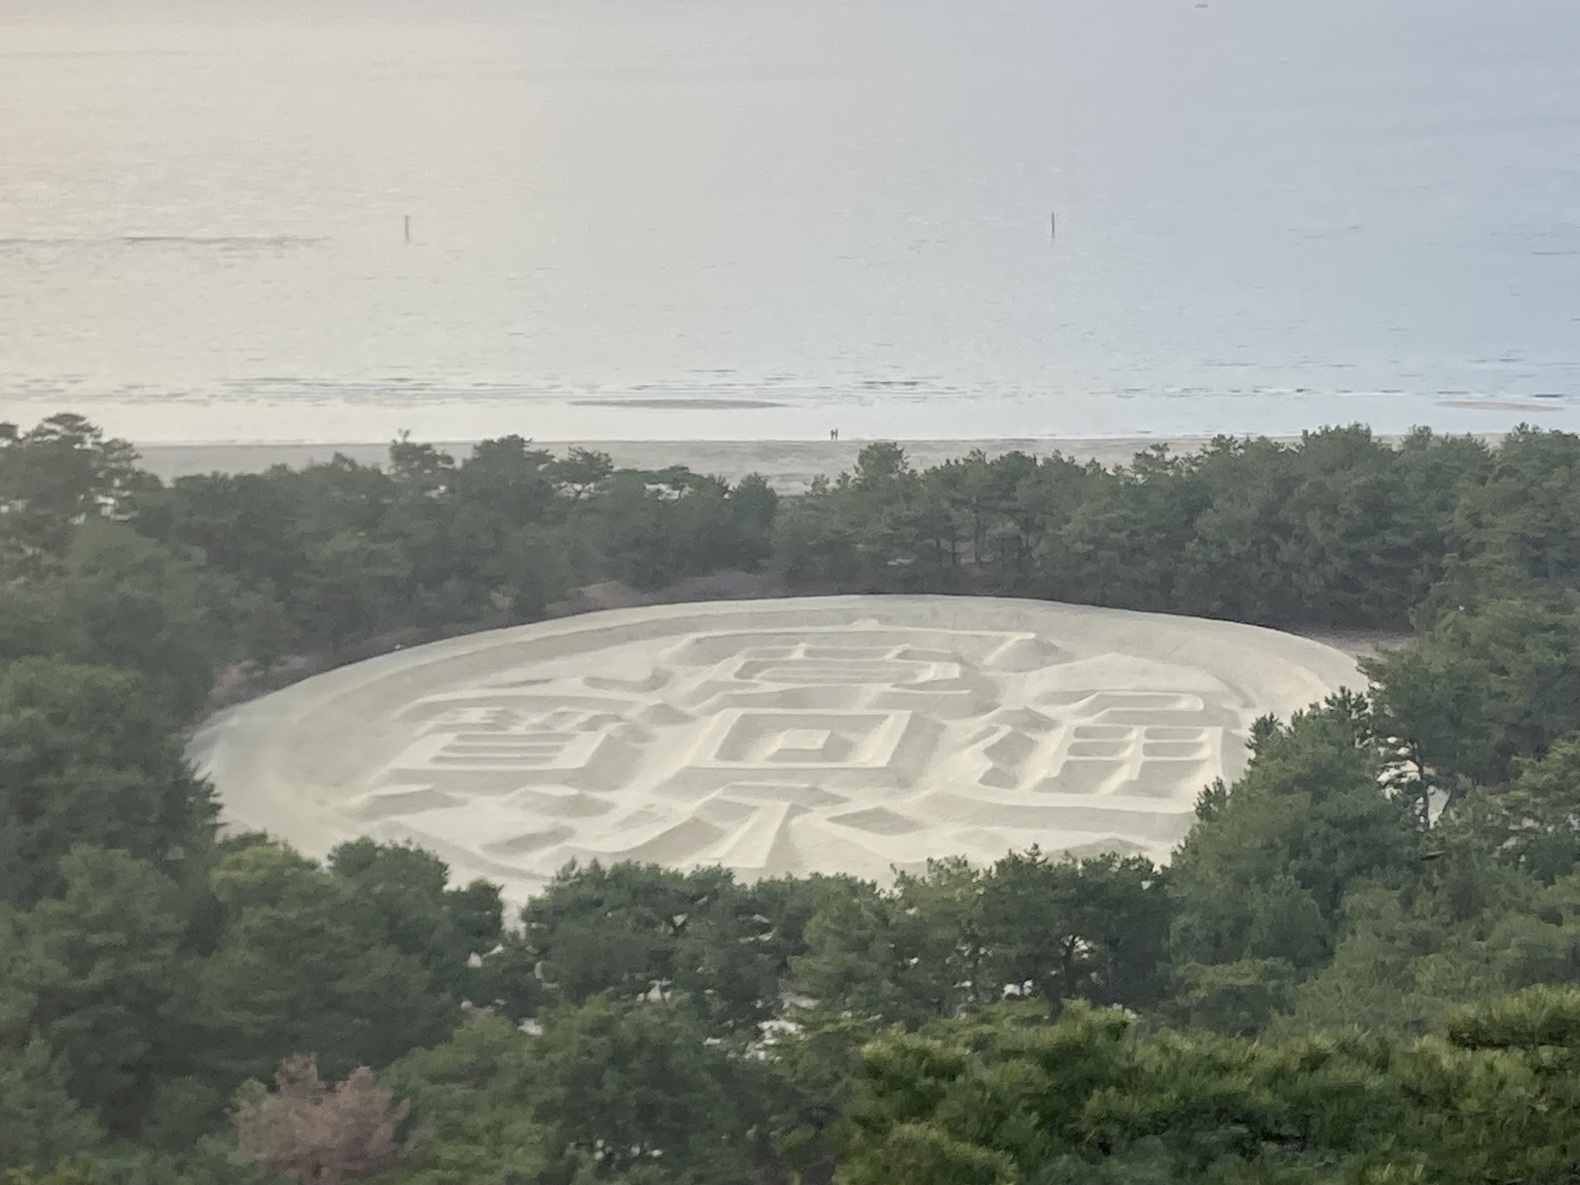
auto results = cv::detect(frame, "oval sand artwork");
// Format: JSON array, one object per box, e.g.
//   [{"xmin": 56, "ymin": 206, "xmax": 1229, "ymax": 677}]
[{"xmin": 194, "ymin": 597, "xmax": 1359, "ymax": 898}]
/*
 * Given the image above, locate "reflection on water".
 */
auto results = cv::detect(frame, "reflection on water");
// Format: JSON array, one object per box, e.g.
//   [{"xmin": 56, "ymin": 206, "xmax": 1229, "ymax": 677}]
[{"xmin": 1, "ymin": 0, "xmax": 1577, "ymax": 442}]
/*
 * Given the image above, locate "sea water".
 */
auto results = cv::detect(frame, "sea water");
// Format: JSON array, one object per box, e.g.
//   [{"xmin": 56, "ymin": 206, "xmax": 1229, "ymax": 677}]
[{"xmin": 1, "ymin": 0, "xmax": 1576, "ymax": 443}]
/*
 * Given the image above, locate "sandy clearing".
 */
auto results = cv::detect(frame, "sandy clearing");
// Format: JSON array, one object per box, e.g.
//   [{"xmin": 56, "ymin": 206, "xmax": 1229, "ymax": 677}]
[{"xmin": 191, "ymin": 596, "xmax": 1360, "ymax": 900}]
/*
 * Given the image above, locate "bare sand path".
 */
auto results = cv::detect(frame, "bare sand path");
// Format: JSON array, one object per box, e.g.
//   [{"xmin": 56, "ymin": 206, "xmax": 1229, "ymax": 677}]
[
  {"xmin": 192, "ymin": 596, "xmax": 1360, "ymax": 900},
  {"xmin": 135, "ymin": 434, "xmax": 1502, "ymax": 494}
]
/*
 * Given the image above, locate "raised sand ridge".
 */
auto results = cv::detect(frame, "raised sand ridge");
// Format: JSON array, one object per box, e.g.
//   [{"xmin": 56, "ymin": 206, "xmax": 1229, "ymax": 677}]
[{"xmin": 192, "ymin": 597, "xmax": 1360, "ymax": 899}]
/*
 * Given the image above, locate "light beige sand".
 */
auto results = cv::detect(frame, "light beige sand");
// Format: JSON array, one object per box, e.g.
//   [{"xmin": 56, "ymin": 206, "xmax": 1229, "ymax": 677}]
[
  {"xmin": 191, "ymin": 596, "xmax": 1359, "ymax": 899},
  {"xmin": 135, "ymin": 435, "xmax": 1500, "ymax": 494}
]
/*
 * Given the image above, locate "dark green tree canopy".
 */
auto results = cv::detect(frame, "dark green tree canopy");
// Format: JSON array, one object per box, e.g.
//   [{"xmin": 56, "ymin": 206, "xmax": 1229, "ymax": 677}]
[
  {"xmin": 4, "ymin": 415, "xmax": 1580, "ymax": 1183},
  {"xmin": 0, "ymin": 658, "xmax": 216, "ymax": 907}
]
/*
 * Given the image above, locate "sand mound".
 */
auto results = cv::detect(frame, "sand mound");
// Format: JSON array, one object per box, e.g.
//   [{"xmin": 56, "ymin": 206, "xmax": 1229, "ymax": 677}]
[{"xmin": 191, "ymin": 596, "xmax": 1359, "ymax": 899}]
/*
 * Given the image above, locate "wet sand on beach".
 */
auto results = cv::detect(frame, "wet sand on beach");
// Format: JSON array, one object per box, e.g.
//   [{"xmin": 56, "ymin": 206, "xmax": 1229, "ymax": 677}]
[{"xmin": 134, "ymin": 433, "xmax": 1504, "ymax": 494}]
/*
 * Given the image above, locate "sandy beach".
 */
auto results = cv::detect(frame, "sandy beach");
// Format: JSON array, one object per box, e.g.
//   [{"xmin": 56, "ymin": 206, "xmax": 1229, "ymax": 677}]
[{"xmin": 133, "ymin": 433, "xmax": 1503, "ymax": 494}]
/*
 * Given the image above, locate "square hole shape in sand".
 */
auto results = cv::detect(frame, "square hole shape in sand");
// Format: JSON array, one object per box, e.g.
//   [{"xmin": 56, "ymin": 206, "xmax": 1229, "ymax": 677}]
[{"xmin": 671, "ymin": 709, "xmax": 937, "ymax": 790}]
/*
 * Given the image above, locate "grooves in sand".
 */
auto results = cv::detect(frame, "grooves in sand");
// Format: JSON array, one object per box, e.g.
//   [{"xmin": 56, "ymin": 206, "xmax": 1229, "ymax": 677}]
[{"xmin": 192, "ymin": 596, "xmax": 1360, "ymax": 900}]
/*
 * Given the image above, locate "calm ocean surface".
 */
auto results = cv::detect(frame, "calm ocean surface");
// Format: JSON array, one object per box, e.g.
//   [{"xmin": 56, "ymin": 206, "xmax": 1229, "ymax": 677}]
[{"xmin": 2, "ymin": 0, "xmax": 1577, "ymax": 444}]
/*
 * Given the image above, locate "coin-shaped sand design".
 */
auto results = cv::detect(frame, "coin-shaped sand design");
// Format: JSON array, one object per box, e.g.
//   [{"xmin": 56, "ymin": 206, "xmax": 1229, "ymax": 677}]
[{"xmin": 193, "ymin": 597, "xmax": 1359, "ymax": 898}]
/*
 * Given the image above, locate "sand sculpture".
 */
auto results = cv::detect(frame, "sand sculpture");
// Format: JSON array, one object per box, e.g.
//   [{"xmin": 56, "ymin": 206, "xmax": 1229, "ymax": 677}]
[{"xmin": 193, "ymin": 597, "xmax": 1359, "ymax": 899}]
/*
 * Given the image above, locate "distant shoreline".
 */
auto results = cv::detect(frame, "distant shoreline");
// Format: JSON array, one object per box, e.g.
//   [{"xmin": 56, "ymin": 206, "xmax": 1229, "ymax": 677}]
[{"xmin": 133, "ymin": 433, "xmax": 1509, "ymax": 494}]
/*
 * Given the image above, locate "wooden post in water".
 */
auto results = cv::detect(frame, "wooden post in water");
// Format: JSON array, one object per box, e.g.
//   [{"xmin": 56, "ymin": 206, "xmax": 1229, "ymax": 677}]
[
  {"xmin": 1050, "ymin": 211, "xmax": 1056, "ymax": 242},
  {"xmin": 404, "ymin": 215, "xmax": 411, "ymax": 245}
]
